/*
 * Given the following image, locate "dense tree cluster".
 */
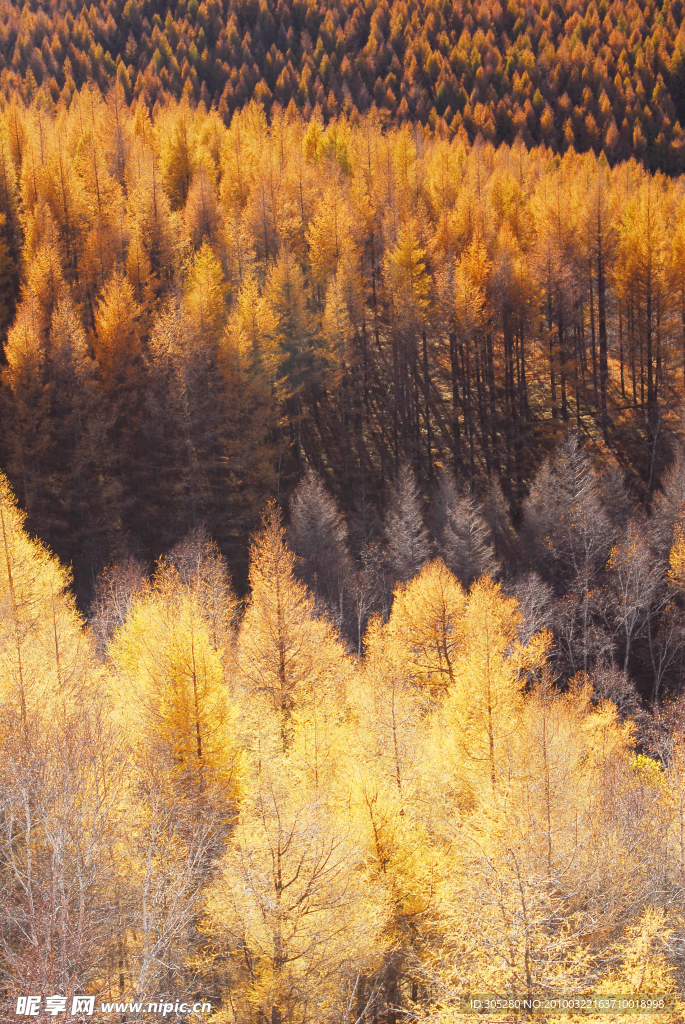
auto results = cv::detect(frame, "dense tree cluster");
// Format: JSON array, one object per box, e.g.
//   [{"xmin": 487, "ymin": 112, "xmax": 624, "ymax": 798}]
[
  {"xmin": 4, "ymin": 6, "xmax": 685, "ymax": 1018},
  {"xmin": 284, "ymin": 432, "xmax": 685, "ymax": 705},
  {"xmin": 3, "ymin": 464, "xmax": 685, "ymax": 1020},
  {"xmin": 2, "ymin": 91, "xmax": 685, "ymax": 598},
  {"xmin": 1, "ymin": 0, "xmax": 685, "ymax": 172}
]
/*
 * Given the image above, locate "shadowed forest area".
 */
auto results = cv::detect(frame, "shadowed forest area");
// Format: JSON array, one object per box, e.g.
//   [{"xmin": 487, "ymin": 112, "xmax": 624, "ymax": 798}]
[{"xmin": 2, "ymin": 93, "xmax": 685, "ymax": 603}]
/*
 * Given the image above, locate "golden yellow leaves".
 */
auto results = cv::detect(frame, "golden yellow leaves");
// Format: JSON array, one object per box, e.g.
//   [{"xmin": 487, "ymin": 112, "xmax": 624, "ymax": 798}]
[
  {"xmin": 237, "ymin": 505, "xmax": 348, "ymax": 749},
  {"xmin": 667, "ymin": 508, "xmax": 685, "ymax": 590},
  {"xmin": 183, "ymin": 241, "xmax": 226, "ymax": 340},
  {"xmin": 385, "ymin": 216, "xmax": 431, "ymax": 323},
  {"xmin": 0, "ymin": 471, "xmax": 96, "ymax": 727},
  {"xmin": 5, "ymin": 464, "xmax": 685, "ymax": 1018},
  {"xmin": 93, "ymin": 269, "xmax": 141, "ymax": 373},
  {"xmin": 108, "ymin": 566, "xmax": 242, "ymax": 811},
  {"xmin": 587, "ymin": 909, "xmax": 682, "ymax": 1024},
  {"xmin": 306, "ymin": 182, "xmax": 358, "ymax": 291},
  {"xmin": 381, "ymin": 558, "xmax": 467, "ymax": 692}
]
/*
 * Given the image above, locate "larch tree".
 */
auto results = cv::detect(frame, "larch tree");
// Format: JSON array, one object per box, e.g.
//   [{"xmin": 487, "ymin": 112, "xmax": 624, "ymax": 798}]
[
  {"xmin": 607, "ymin": 518, "xmax": 663, "ymax": 675},
  {"xmin": 385, "ymin": 464, "xmax": 431, "ymax": 585},
  {"xmin": 106, "ymin": 557, "xmax": 242, "ymax": 1001},
  {"xmin": 432, "ymin": 470, "xmax": 500, "ymax": 587},
  {"xmin": 89, "ymin": 555, "xmax": 146, "ymax": 659},
  {"xmin": 288, "ymin": 468, "xmax": 352, "ymax": 628},
  {"xmin": 650, "ymin": 444, "xmax": 685, "ymax": 561},
  {"xmin": 166, "ymin": 526, "xmax": 238, "ymax": 656},
  {"xmin": 218, "ymin": 272, "xmax": 280, "ymax": 548},
  {"xmin": 92, "ymin": 268, "xmax": 141, "ymax": 376},
  {"xmin": 2, "ymin": 290, "xmax": 106, "ymax": 582},
  {"xmin": 306, "ymin": 177, "xmax": 358, "ymax": 298},
  {"xmin": 419, "ymin": 675, "xmax": 656, "ymax": 1015},
  {"xmin": 616, "ymin": 175, "xmax": 672, "ymax": 434},
  {"xmin": 73, "ymin": 85, "xmax": 126, "ymax": 302},
  {"xmin": 159, "ymin": 98, "xmax": 197, "ymax": 211},
  {"xmin": 203, "ymin": 707, "xmax": 387, "ymax": 1024},
  {"xmin": 384, "ymin": 216, "xmax": 433, "ymax": 479},
  {"xmin": 147, "ymin": 291, "xmax": 229, "ymax": 546},
  {"xmin": 263, "ymin": 251, "xmax": 319, "ymax": 479},
  {"xmin": 184, "ymin": 166, "xmax": 222, "ymax": 253},
  {"xmin": 205, "ymin": 506, "xmax": 382, "ymax": 1024},
  {"xmin": 383, "ymin": 558, "xmax": 467, "ymax": 698},
  {"xmin": 576, "ymin": 155, "xmax": 618, "ymax": 436},
  {"xmin": 436, "ymin": 575, "xmax": 549, "ymax": 797},
  {"xmin": 126, "ymin": 117, "xmax": 179, "ymax": 297},
  {"xmin": 522, "ymin": 435, "xmax": 615, "ymax": 674},
  {"xmin": 108, "ymin": 560, "xmax": 241, "ymax": 816},
  {"xmin": 184, "ymin": 240, "xmax": 227, "ymax": 342},
  {"xmin": 236, "ymin": 504, "xmax": 348, "ymax": 752},
  {"xmin": 0, "ymin": 472, "xmax": 121, "ymax": 999},
  {"xmin": 348, "ymin": 610, "xmax": 441, "ymax": 1017}
]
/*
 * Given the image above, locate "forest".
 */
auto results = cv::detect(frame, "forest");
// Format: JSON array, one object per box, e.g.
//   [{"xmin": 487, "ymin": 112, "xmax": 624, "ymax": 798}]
[
  {"xmin": 0, "ymin": 0, "xmax": 685, "ymax": 171},
  {"xmin": 3, "ymin": 35, "xmax": 685, "ymax": 1023},
  {"xmin": 3, "ymin": 92, "xmax": 685, "ymax": 599},
  {"xmin": 3, "ymin": 458, "xmax": 685, "ymax": 1022}
]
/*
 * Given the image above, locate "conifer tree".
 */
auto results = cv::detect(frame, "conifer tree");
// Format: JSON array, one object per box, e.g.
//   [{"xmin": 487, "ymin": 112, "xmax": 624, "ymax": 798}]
[
  {"xmin": 263, "ymin": 251, "xmax": 319, "ymax": 478},
  {"xmin": 108, "ymin": 562, "xmax": 241, "ymax": 814},
  {"xmin": 433, "ymin": 471, "xmax": 499, "ymax": 586},
  {"xmin": 93, "ymin": 269, "xmax": 141, "ymax": 375},
  {"xmin": 385, "ymin": 464, "xmax": 431, "ymax": 584},
  {"xmin": 160, "ymin": 98, "xmax": 196, "ymax": 211},
  {"xmin": 288, "ymin": 468, "xmax": 351, "ymax": 626},
  {"xmin": 183, "ymin": 166, "xmax": 221, "ymax": 252},
  {"xmin": 438, "ymin": 575, "xmax": 547, "ymax": 794},
  {"xmin": 167, "ymin": 526, "xmax": 238, "ymax": 654},
  {"xmin": 184, "ymin": 240, "xmax": 226, "ymax": 342},
  {"xmin": 237, "ymin": 505, "xmax": 347, "ymax": 750},
  {"xmin": 383, "ymin": 558, "xmax": 466, "ymax": 696},
  {"xmin": 608, "ymin": 519, "xmax": 663, "ymax": 673},
  {"xmin": 106, "ymin": 555, "xmax": 243, "ymax": 998},
  {"xmin": 522, "ymin": 436, "xmax": 614, "ymax": 673},
  {"xmin": 0, "ymin": 472, "xmax": 120, "ymax": 996},
  {"xmin": 147, "ymin": 292, "xmax": 228, "ymax": 543},
  {"xmin": 90, "ymin": 555, "xmax": 146, "ymax": 658},
  {"xmin": 204, "ymin": 679, "xmax": 385, "ymax": 1024},
  {"xmin": 2, "ymin": 293, "xmax": 104, "ymax": 580},
  {"xmin": 218, "ymin": 273, "xmax": 279, "ymax": 550}
]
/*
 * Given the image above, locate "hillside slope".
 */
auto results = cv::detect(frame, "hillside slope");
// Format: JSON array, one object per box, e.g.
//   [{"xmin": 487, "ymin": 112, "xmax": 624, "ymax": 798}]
[{"xmin": 1, "ymin": 0, "xmax": 685, "ymax": 170}]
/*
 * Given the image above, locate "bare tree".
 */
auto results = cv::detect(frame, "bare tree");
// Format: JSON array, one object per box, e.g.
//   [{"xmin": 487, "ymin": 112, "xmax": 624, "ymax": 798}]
[
  {"xmin": 590, "ymin": 661, "xmax": 642, "ymax": 722},
  {"xmin": 605, "ymin": 518, "xmax": 663, "ymax": 674},
  {"xmin": 89, "ymin": 556, "xmax": 146, "ymax": 658},
  {"xmin": 384, "ymin": 465, "xmax": 431, "ymax": 585},
  {"xmin": 352, "ymin": 541, "xmax": 388, "ymax": 653},
  {"xmin": 288, "ymin": 468, "xmax": 352, "ymax": 629},
  {"xmin": 432, "ymin": 471, "xmax": 499, "ymax": 588},
  {"xmin": 649, "ymin": 442, "xmax": 685, "ymax": 560},
  {"xmin": 522, "ymin": 435, "xmax": 615, "ymax": 673},
  {"xmin": 480, "ymin": 475, "xmax": 518, "ymax": 566},
  {"xmin": 509, "ymin": 571, "xmax": 555, "ymax": 646}
]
